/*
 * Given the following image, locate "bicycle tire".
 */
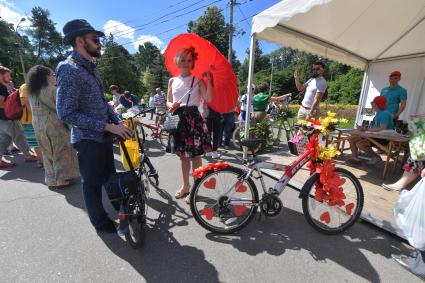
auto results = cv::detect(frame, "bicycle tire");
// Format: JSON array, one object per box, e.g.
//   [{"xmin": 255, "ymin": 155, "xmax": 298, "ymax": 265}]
[
  {"xmin": 301, "ymin": 167, "xmax": 364, "ymax": 234},
  {"xmin": 136, "ymin": 124, "xmax": 146, "ymax": 145},
  {"xmin": 190, "ymin": 166, "xmax": 259, "ymax": 234},
  {"xmin": 125, "ymin": 191, "xmax": 146, "ymax": 248},
  {"xmin": 159, "ymin": 129, "xmax": 169, "ymax": 149},
  {"xmin": 231, "ymin": 125, "xmax": 244, "ymax": 149},
  {"xmin": 142, "ymin": 157, "xmax": 159, "ymax": 188}
]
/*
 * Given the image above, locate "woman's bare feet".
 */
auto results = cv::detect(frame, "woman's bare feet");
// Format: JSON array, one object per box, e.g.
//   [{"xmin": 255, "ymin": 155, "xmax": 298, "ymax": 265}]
[{"xmin": 174, "ymin": 185, "xmax": 190, "ymax": 199}]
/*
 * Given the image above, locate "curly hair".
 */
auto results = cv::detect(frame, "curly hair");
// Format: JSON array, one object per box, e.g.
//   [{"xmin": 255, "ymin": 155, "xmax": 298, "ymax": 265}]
[
  {"xmin": 174, "ymin": 47, "xmax": 198, "ymax": 70},
  {"xmin": 26, "ymin": 65, "xmax": 53, "ymax": 95}
]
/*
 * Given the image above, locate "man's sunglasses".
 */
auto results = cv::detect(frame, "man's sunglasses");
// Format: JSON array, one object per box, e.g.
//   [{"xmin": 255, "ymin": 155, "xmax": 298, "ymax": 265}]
[{"xmin": 85, "ymin": 36, "xmax": 101, "ymax": 45}]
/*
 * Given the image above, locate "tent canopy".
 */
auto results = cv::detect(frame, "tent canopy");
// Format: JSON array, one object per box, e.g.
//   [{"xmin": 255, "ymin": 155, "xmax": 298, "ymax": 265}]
[{"xmin": 252, "ymin": 0, "xmax": 425, "ymax": 69}]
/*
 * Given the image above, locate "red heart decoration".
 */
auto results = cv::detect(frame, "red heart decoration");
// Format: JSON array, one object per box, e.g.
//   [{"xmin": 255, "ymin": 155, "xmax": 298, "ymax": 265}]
[
  {"xmin": 204, "ymin": 178, "xmax": 216, "ymax": 190},
  {"xmin": 201, "ymin": 207, "xmax": 214, "ymax": 220},
  {"xmin": 233, "ymin": 205, "xmax": 248, "ymax": 216},
  {"xmin": 320, "ymin": 212, "xmax": 331, "ymax": 224},
  {"xmin": 345, "ymin": 203, "xmax": 355, "ymax": 216},
  {"xmin": 235, "ymin": 181, "xmax": 247, "ymax": 193}
]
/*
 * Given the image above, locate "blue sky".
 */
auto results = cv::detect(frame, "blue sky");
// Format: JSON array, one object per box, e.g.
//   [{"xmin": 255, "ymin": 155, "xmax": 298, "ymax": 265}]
[{"xmin": 0, "ymin": 0, "xmax": 281, "ymax": 61}]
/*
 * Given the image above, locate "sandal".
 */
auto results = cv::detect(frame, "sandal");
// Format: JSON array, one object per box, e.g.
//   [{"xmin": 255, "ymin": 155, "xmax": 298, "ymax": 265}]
[
  {"xmin": 185, "ymin": 194, "xmax": 190, "ymax": 205},
  {"xmin": 48, "ymin": 181, "xmax": 72, "ymax": 190},
  {"xmin": 174, "ymin": 187, "xmax": 190, "ymax": 199},
  {"xmin": 24, "ymin": 155, "xmax": 38, "ymax": 163},
  {"xmin": 0, "ymin": 160, "xmax": 16, "ymax": 169}
]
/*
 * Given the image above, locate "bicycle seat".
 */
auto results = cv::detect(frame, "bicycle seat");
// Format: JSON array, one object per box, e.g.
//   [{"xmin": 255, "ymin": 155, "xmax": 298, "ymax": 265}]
[{"xmin": 240, "ymin": 139, "xmax": 266, "ymax": 151}]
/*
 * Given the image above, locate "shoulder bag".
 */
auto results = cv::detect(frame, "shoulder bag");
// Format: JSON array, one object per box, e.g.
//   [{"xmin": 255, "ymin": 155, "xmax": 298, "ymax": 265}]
[{"xmin": 163, "ymin": 77, "xmax": 195, "ymax": 133}]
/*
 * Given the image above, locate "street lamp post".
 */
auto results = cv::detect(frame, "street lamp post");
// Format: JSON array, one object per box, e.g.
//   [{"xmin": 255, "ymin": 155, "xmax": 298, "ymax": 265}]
[{"xmin": 15, "ymin": 17, "xmax": 26, "ymax": 80}]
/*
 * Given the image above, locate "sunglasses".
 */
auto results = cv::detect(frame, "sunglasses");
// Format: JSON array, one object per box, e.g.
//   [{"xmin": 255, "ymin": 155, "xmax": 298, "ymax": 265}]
[{"xmin": 85, "ymin": 36, "xmax": 101, "ymax": 45}]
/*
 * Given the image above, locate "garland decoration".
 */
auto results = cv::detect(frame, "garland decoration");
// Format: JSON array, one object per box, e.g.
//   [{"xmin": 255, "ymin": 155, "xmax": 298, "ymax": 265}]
[{"xmin": 192, "ymin": 162, "xmax": 230, "ymax": 179}]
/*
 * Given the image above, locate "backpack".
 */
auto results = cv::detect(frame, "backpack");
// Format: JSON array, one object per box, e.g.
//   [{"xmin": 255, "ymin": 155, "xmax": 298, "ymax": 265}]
[{"xmin": 4, "ymin": 89, "xmax": 24, "ymax": 120}]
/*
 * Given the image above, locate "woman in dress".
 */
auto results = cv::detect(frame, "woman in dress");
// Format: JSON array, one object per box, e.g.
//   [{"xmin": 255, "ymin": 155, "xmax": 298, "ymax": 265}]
[
  {"xmin": 166, "ymin": 47, "xmax": 213, "ymax": 203},
  {"xmin": 26, "ymin": 65, "xmax": 79, "ymax": 189}
]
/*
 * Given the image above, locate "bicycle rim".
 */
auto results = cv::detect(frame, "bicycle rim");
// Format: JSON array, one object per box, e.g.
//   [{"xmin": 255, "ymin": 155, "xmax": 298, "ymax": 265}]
[
  {"xmin": 190, "ymin": 167, "xmax": 258, "ymax": 234},
  {"xmin": 302, "ymin": 168, "xmax": 364, "ymax": 234}
]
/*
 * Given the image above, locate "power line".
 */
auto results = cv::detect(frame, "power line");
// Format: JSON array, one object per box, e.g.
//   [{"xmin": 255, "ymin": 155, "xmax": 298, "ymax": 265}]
[
  {"xmin": 103, "ymin": 0, "xmax": 200, "ymax": 32},
  {"xmin": 100, "ymin": 12, "xmax": 257, "ymax": 62},
  {"xmin": 111, "ymin": 0, "xmax": 221, "ymax": 38}
]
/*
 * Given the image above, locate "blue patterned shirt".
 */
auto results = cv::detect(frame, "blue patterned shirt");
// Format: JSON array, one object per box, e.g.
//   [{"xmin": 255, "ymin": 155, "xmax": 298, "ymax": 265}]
[{"xmin": 56, "ymin": 51, "xmax": 120, "ymax": 144}]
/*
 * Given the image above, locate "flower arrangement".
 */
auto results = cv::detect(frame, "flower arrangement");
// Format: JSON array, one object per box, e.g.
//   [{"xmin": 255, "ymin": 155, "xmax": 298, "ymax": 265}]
[
  {"xmin": 192, "ymin": 162, "xmax": 230, "ymax": 179},
  {"xmin": 299, "ymin": 112, "xmax": 355, "ymax": 221}
]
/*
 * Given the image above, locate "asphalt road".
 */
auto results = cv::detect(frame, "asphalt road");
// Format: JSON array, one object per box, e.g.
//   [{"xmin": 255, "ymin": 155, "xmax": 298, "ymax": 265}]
[{"xmin": 0, "ymin": 120, "xmax": 422, "ymax": 282}]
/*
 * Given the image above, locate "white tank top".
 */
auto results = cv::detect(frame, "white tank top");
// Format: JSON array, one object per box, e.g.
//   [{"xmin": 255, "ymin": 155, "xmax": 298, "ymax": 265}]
[{"xmin": 171, "ymin": 75, "xmax": 201, "ymax": 107}]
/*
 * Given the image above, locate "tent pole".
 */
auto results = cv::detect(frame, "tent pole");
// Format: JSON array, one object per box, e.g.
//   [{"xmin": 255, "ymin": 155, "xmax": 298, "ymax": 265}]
[
  {"xmin": 243, "ymin": 34, "xmax": 256, "ymax": 159},
  {"xmin": 355, "ymin": 63, "xmax": 370, "ymax": 126}
]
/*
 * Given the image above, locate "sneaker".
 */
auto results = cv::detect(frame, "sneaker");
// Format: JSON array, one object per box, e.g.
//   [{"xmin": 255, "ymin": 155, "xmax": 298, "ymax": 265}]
[
  {"xmin": 211, "ymin": 151, "xmax": 221, "ymax": 159},
  {"xmin": 95, "ymin": 219, "xmax": 117, "ymax": 233},
  {"xmin": 367, "ymin": 155, "xmax": 382, "ymax": 165},
  {"xmin": 392, "ymin": 251, "xmax": 425, "ymax": 279}
]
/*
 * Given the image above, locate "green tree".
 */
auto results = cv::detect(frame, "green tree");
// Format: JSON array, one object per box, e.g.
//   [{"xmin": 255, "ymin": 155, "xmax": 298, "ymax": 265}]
[
  {"xmin": 26, "ymin": 6, "xmax": 65, "ymax": 66},
  {"xmin": 188, "ymin": 6, "xmax": 229, "ymax": 56},
  {"xmin": 97, "ymin": 35, "xmax": 141, "ymax": 96},
  {"xmin": 134, "ymin": 42, "xmax": 162, "ymax": 72},
  {"xmin": 0, "ymin": 19, "xmax": 34, "ymax": 85},
  {"xmin": 327, "ymin": 68, "xmax": 364, "ymax": 104}
]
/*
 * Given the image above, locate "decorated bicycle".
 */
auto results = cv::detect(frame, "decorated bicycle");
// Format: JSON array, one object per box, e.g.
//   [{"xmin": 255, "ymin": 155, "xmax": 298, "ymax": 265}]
[{"xmin": 189, "ymin": 112, "xmax": 364, "ymax": 234}]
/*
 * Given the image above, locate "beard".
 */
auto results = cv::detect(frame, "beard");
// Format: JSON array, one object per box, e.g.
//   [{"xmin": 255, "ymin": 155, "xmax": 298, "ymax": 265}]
[
  {"xmin": 312, "ymin": 73, "xmax": 319, "ymax": 78},
  {"xmin": 83, "ymin": 42, "xmax": 101, "ymax": 58}
]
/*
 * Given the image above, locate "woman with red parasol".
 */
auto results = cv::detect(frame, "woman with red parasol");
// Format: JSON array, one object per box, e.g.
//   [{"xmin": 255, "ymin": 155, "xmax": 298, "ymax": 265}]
[{"xmin": 166, "ymin": 47, "xmax": 213, "ymax": 203}]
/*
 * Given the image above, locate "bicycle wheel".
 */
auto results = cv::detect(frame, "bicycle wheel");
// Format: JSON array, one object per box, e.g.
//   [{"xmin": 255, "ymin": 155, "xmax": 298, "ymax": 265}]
[
  {"xmin": 301, "ymin": 167, "xmax": 364, "ymax": 234},
  {"xmin": 142, "ymin": 157, "xmax": 159, "ymax": 188},
  {"xmin": 159, "ymin": 129, "xmax": 169, "ymax": 149},
  {"xmin": 135, "ymin": 124, "xmax": 146, "ymax": 145},
  {"xmin": 125, "ymin": 189, "xmax": 146, "ymax": 248},
  {"xmin": 231, "ymin": 125, "xmax": 244, "ymax": 149},
  {"xmin": 190, "ymin": 166, "xmax": 259, "ymax": 234}
]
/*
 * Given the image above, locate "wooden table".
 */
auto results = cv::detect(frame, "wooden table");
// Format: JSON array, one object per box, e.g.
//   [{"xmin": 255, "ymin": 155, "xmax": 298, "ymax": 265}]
[{"xmin": 351, "ymin": 130, "xmax": 409, "ymax": 179}]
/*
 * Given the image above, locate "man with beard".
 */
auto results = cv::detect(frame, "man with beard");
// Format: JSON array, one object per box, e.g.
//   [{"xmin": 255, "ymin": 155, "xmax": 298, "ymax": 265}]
[
  {"xmin": 56, "ymin": 19, "xmax": 133, "ymax": 233},
  {"xmin": 294, "ymin": 62, "xmax": 327, "ymax": 120}
]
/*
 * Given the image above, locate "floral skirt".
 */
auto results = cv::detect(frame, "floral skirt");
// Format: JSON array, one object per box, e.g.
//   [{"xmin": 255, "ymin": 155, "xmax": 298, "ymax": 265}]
[
  {"xmin": 403, "ymin": 156, "xmax": 425, "ymax": 174},
  {"xmin": 166, "ymin": 106, "xmax": 212, "ymax": 158}
]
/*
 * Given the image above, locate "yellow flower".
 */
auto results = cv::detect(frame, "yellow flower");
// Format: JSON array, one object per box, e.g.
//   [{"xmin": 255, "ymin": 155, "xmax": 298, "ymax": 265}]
[
  {"xmin": 318, "ymin": 145, "xmax": 341, "ymax": 160},
  {"xmin": 298, "ymin": 119, "xmax": 308, "ymax": 125},
  {"xmin": 327, "ymin": 111, "xmax": 336, "ymax": 118}
]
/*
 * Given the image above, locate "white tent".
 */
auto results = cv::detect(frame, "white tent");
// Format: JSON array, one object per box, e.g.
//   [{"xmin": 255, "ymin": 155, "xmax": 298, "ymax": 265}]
[{"xmin": 245, "ymin": 0, "xmax": 425, "ymax": 143}]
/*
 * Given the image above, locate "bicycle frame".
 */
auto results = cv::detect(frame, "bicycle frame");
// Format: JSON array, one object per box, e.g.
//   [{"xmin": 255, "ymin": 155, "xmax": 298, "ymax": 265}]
[{"xmin": 223, "ymin": 140, "xmax": 313, "ymax": 203}]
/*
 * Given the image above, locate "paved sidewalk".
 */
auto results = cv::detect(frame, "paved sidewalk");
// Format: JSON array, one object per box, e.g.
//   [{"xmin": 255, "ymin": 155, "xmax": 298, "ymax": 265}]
[{"xmin": 0, "ymin": 133, "xmax": 422, "ymax": 282}]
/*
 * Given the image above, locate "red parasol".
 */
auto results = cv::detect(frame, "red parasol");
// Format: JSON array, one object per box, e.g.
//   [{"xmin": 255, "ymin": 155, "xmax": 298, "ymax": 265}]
[{"xmin": 164, "ymin": 33, "xmax": 238, "ymax": 113}]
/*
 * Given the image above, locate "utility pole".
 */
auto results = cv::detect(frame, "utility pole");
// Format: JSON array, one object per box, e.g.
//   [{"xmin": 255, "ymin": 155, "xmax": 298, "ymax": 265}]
[
  {"xmin": 269, "ymin": 57, "xmax": 274, "ymax": 96},
  {"xmin": 15, "ymin": 18, "xmax": 27, "ymax": 80},
  {"xmin": 227, "ymin": 0, "xmax": 234, "ymax": 64}
]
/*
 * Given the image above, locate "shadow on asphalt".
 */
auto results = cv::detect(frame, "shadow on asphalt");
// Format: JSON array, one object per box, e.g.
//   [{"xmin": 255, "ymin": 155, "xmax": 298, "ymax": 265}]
[
  {"xmin": 0, "ymin": 154, "xmax": 44, "ymax": 184},
  {"xmin": 204, "ymin": 206, "xmax": 412, "ymax": 282},
  {"xmin": 97, "ymin": 187, "xmax": 220, "ymax": 283}
]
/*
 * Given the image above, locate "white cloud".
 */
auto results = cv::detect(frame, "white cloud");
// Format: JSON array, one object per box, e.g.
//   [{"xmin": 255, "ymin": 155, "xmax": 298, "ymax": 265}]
[
  {"xmin": 103, "ymin": 20, "xmax": 135, "ymax": 40},
  {"xmin": 0, "ymin": 3, "xmax": 30, "ymax": 29},
  {"xmin": 133, "ymin": 35, "xmax": 163, "ymax": 50}
]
